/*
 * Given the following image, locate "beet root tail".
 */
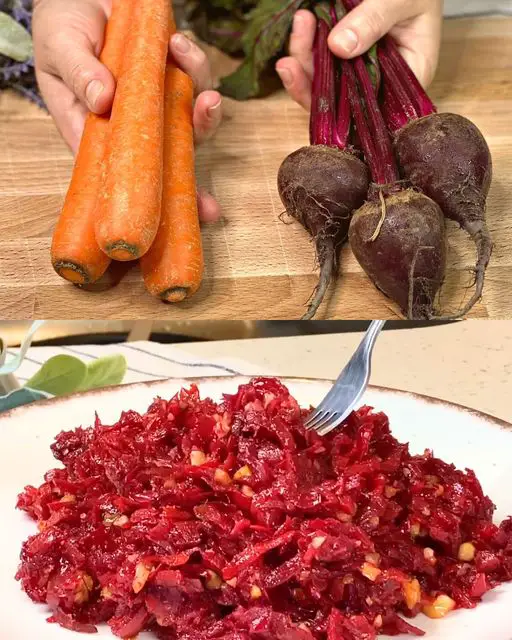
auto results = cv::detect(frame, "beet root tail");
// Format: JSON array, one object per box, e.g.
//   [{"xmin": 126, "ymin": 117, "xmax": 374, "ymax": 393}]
[
  {"xmin": 302, "ymin": 239, "xmax": 335, "ymax": 320},
  {"xmin": 452, "ymin": 221, "xmax": 493, "ymax": 318}
]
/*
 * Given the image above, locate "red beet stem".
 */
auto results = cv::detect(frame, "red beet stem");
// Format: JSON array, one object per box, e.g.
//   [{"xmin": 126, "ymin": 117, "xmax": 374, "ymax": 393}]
[
  {"xmin": 344, "ymin": 63, "xmax": 380, "ymax": 180},
  {"xmin": 377, "ymin": 45, "xmax": 419, "ymax": 123},
  {"xmin": 337, "ymin": 66, "xmax": 351, "ymax": 147},
  {"xmin": 310, "ymin": 18, "xmax": 337, "ymax": 147},
  {"xmin": 341, "ymin": 0, "xmax": 436, "ymax": 121},
  {"xmin": 350, "ymin": 56, "xmax": 399, "ymax": 184},
  {"xmin": 381, "ymin": 80, "xmax": 409, "ymax": 134},
  {"xmin": 384, "ymin": 38, "xmax": 436, "ymax": 118}
]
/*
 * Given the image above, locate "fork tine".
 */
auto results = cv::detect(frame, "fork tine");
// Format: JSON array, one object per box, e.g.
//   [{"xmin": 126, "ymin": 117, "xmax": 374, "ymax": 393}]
[
  {"xmin": 317, "ymin": 410, "xmax": 352, "ymax": 436},
  {"xmin": 304, "ymin": 392, "xmax": 337, "ymax": 426},
  {"xmin": 304, "ymin": 409, "xmax": 330, "ymax": 430},
  {"xmin": 308, "ymin": 411, "xmax": 335, "ymax": 432},
  {"xmin": 304, "ymin": 408, "xmax": 322, "ymax": 428}
]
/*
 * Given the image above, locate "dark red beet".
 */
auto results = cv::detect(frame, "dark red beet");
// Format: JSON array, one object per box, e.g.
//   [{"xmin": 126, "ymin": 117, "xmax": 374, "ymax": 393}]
[
  {"xmin": 278, "ymin": 8, "xmax": 370, "ymax": 320},
  {"xmin": 343, "ymin": 41, "xmax": 446, "ymax": 319},
  {"xmin": 394, "ymin": 113, "xmax": 493, "ymax": 314},
  {"xmin": 349, "ymin": 188, "xmax": 446, "ymax": 319},
  {"xmin": 376, "ymin": 37, "xmax": 494, "ymax": 316},
  {"xmin": 278, "ymin": 146, "xmax": 369, "ymax": 319}
]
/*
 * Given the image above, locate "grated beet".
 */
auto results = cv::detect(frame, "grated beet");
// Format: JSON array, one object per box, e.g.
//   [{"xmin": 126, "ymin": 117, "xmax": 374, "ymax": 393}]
[{"xmin": 15, "ymin": 378, "xmax": 512, "ymax": 638}]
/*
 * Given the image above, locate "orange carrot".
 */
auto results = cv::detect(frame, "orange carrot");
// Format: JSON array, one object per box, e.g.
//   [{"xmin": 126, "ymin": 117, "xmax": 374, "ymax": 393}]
[
  {"xmin": 140, "ymin": 60, "xmax": 204, "ymax": 302},
  {"xmin": 95, "ymin": 0, "xmax": 171, "ymax": 262},
  {"xmin": 51, "ymin": 0, "xmax": 134, "ymax": 284}
]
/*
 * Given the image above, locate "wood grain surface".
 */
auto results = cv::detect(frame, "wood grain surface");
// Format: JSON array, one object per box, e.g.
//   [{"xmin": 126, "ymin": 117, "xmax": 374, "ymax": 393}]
[{"xmin": 0, "ymin": 17, "xmax": 510, "ymax": 320}]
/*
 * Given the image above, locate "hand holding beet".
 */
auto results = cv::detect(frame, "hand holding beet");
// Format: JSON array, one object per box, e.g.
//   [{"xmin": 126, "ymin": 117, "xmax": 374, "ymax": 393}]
[{"xmin": 278, "ymin": 0, "xmax": 493, "ymax": 320}]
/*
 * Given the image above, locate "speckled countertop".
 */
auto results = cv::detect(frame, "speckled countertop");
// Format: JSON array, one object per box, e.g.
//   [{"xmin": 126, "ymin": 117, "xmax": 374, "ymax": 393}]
[{"xmin": 5, "ymin": 321, "xmax": 512, "ymax": 423}]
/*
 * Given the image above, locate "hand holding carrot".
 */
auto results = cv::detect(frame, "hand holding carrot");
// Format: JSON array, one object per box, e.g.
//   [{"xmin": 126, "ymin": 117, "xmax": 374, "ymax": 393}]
[{"xmin": 33, "ymin": 0, "xmax": 222, "ymax": 222}]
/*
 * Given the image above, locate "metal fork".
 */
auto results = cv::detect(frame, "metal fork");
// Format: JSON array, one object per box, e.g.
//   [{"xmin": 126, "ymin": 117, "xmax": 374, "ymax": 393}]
[{"xmin": 304, "ymin": 320, "xmax": 386, "ymax": 436}]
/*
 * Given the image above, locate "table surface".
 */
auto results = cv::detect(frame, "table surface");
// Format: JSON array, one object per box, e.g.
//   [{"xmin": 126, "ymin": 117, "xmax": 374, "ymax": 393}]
[
  {"xmin": 6, "ymin": 320, "xmax": 512, "ymax": 424},
  {"xmin": 0, "ymin": 17, "xmax": 511, "ymax": 320}
]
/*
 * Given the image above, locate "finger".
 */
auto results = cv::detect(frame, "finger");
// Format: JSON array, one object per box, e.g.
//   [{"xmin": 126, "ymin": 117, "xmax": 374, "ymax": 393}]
[
  {"xmin": 197, "ymin": 189, "xmax": 221, "ymax": 223},
  {"xmin": 276, "ymin": 57, "xmax": 312, "ymax": 111},
  {"xmin": 193, "ymin": 90, "xmax": 222, "ymax": 145},
  {"xmin": 288, "ymin": 10, "xmax": 316, "ymax": 79},
  {"xmin": 37, "ymin": 69, "xmax": 88, "ymax": 153},
  {"xmin": 41, "ymin": 33, "xmax": 115, "ymax": 114},
  {"xmin": 329, "ymin": 0, "xmax": 417, "ymax": 59},
  {"xmin": 170, "ymin": 33, "xmax": 213, "ymax": 95},
  {"xmin": 392, "ymin": 9, "xmax": 442, "ymax": 88}
]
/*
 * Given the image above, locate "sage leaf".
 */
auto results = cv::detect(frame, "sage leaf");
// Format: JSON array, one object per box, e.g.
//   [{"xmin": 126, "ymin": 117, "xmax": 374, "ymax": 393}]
[
  {"xmin": 0, "ymin": 11, "xmax": 33, "ymax": 62},
  {"xmin": 77, "ymin": 354, "xmax": 127, "ymax": 392},
  {"xmin": 26, "ymin": 355, "xmax": 87, "ymax": 397}
]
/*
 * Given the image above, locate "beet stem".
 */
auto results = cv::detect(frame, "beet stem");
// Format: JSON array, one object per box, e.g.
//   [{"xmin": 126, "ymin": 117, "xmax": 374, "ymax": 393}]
[
  {"xmin": 377, "ymin": 45, "xmax": 419, "ymax": 124},
  {"xmin": 301, "ymin": 239, "xmax": 335, "ymax": 320},
  {"xmin": 384, "ymin": 38, "xmax": 436, "ymax": 118},
  {"xmin": 310, "ymin": 17, "xmax": 338, "ymax": 147},
  {"xmin": 344, "ymin": 63, "xmax": 381, "ymax": 181},
  {"xmin": 381, "ymin": 80, "xmax": 410, "ymax": 134},
  {"xmin": 349, "ymin": 56, "xmax": 399, "ymax": 184},
  {"xmin": 342, "ymin": 0, "xmax": 436, "ymax": 120}
]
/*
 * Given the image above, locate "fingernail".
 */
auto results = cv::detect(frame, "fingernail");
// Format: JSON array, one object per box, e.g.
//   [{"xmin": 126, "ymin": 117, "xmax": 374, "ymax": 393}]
[
  {"xmin": 173, "ymin": 34, "xmax": 191, "ymax": 54},
  {"xmin": 208, "ymin": 99, "xmax": 222, "ymax": 116},
  {"xmin": 276, "ymin": 67, "xmax": 292, "ymax": 88},
  {"xmin": 85, "ymin": 80, "xmax": 104, "ymax": 109},
  {"xmin": 332, "ymin": 28, "xmax": 358, "ymax": 54}
]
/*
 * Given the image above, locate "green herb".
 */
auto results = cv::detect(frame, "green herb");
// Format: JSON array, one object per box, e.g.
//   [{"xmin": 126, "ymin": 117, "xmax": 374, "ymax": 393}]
[
  {"xmin": 77, "ymin": 354, "xmax": 127, "ymax": 392},
  {"xmin": 26, "ymin": 355, "xmax": 87, "ymax": 396},
  {"xmin": 26, "ymin": 353, "xmax": 127, "ymax": 397},
  {"xmin": 0, "ymin": 11, "xmax": 33, "ymax": 61},
  {"xmin": 220, "ymin": 0, "xmax": 305, "ymax": 99}
]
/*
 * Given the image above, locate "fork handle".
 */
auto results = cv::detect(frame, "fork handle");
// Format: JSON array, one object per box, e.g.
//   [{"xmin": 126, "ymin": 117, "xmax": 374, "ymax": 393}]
[{"xmin": 357, "ymin": 320, "xmax": 386, "ymax": 356}]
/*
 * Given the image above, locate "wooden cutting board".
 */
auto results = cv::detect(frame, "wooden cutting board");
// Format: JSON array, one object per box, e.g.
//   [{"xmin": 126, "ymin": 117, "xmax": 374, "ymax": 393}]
[{"xmin": 0, "ymin": 16, "xmax": 510, "ymax": 320}]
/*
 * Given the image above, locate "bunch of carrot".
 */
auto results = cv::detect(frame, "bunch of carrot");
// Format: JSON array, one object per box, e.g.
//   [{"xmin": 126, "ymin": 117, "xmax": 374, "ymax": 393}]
[{"xmin": 51, "ymin": 0, "xmax": 204, "ymax": 304}]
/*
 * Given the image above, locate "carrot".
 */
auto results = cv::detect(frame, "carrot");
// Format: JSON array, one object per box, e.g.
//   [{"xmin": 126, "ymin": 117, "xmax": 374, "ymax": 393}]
[
  {"xmin": 50, "ymin": 0, "xmax": 134, "ymax": 285},
  {"xmin": 140, "ymin": 61, "xmax": 204, "ymax": 302},
  {"xmin": 95, "ymin": 0, "xmax": 171, "ymax": 261}
]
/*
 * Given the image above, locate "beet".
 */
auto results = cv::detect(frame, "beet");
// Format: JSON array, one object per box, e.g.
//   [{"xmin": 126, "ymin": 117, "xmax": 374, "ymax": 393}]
[
  {"xmin": 277, "ymin": 9, "xmax": 369, "ymax": 320},
  {"xmin": 377, "ymin": 36, "xmax": 494, "ymax": 316},
  {"xmin": 344, "ymin": 46, "xmax": 446, "ymax": 319},
  {"xmin": 349, "ymin": 188, "xmax": 446, "ymax": 319},
  {"xmin": 278, "ymin": 146, "xmax": 369, "ymax": 319}
]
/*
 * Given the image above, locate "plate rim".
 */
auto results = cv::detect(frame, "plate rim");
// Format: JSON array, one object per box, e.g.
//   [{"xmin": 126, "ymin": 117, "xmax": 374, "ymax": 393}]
[{"xmin": 1, "ymin": 375, "xmax": 510, "ymax": 432}]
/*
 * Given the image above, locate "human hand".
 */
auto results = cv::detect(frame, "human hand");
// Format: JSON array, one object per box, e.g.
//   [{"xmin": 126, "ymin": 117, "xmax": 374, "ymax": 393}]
[
  {"xmin": 276, "ymin": 0, "xmax": 443, "ymax": 110},
  {"xmin": 32, "ymin": 0, "xmax": 222, "ymax": 221}
]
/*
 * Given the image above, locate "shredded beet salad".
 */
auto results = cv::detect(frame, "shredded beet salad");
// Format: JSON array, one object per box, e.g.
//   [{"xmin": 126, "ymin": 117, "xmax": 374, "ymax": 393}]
[{"xmin": 16, "ymin": 377, "xmax": 512, "ymax": 639}]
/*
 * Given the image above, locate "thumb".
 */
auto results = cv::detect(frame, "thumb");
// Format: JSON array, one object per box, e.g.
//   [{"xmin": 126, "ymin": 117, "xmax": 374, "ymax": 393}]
[
  {"xmin": 46, "ymin": 34, "xmax": 115, "ymax": 114},
  {"xmin": 328, "ymin": 0, "xmax": 411, "ymax": 58}
]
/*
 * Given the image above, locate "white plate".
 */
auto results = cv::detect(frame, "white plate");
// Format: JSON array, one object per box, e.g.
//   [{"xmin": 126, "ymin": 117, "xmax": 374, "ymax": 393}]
[{"xmin": 1, "ymin": 376, "xmax": 512, "ymax": 640}]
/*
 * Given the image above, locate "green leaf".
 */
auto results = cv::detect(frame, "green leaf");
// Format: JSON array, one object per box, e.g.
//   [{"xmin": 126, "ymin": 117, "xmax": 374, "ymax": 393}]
[
  {"xmin": 313, "ymin": 2, "xmax": 332, "ymax": 26},
  {"xmin": 77, "ymin": 354, "xmax": 127, "ymax": 392},
  {"xmin": 366, "ymin": 44, "xmax": 381, "ymax": 92},
  {"xmin": 26, "ymin": 355, "xmax": 87, "ymax": 397},
  {"xmin": 219, "ymin": 0, "xmax": 305, "ymax": 100},
  {"xmin": 334, "ymin": 0, "xmax": 346, "ymax": 21},
  {"xmin": 0, "ymin": 11, "xmax": 33, "ymax": 62}
]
